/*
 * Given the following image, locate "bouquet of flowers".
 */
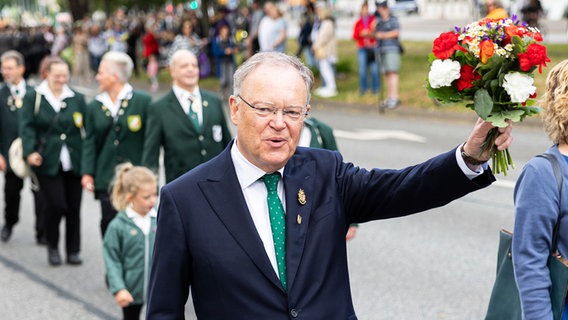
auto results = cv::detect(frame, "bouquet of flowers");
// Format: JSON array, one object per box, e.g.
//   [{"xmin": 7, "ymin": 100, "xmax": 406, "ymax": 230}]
[{"xmin": 426, "ymin": 16, "xmax": 550, "ymax": 175}]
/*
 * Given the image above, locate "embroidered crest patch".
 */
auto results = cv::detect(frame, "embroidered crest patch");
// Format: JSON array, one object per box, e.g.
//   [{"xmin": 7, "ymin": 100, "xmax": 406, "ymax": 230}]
[
  {"xmin": 73, "ymin": 112, "xmax": 83, "ymax": 128},
  {"xmin": 127, "ymin": 115, "xmax": 142, "ymax": 132}
]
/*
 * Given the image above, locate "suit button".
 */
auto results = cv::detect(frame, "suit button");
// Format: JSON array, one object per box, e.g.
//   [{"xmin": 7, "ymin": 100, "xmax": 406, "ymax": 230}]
[
  {"xmin": 114, "ymin": 140, "xmax": 119, "ymax": 146},
  {"xmin": 60, "ymin": 133, "xmax": 66, "ymax": 140},
  {"xmin": 115, "ymin": 126, "xmax": 120, "ymax": 132},
  {"xmin": 290, "ymin": 309, "xmax": 298, "ymax": 318},
  {"xmin": 198, "ymin": 135, "xmax": 204, "ymax": 141},
  {"xmin": 200, "ymin": 149, "xmax": 207, "ymax": 156}
]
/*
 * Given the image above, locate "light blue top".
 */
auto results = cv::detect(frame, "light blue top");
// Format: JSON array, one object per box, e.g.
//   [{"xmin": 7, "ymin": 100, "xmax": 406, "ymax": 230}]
[{"xmin": 512, "ymin": 145, "xmax": 568, "ymax": 319}]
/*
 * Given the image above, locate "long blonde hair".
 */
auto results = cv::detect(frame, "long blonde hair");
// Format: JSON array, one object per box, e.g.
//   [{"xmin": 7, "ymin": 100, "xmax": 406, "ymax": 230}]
[
  {"xmin": 541, "ymin": 59, "xmax": 568, "ymax": 144},
  {"xmin": 110, "ymin": 163, "xmax": 157, "ymax": 211}
]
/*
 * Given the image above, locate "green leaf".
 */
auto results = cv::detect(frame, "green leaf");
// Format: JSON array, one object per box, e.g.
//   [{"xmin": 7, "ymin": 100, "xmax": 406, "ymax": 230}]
[
  {"xmin": 485, "ymin": 109, "xmax": 527, "ymax": 127},
  {"xmin": 474, "ymin": 89, "xmax": 494, "ymax": 119}
]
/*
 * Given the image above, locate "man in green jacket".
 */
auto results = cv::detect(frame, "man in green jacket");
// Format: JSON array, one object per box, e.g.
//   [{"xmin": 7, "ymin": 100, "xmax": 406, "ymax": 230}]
[
  {"xmin": 0, "ymin": 50, "xmax": 45, "ymax": 244},
  {"xmin": 143, "ymin": 49, "xmax": 232, "ymax": 183}
]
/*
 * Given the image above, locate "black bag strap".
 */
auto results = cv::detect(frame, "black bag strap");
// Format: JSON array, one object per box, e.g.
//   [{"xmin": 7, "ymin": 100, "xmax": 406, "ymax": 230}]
[
  {"xmin": 536, "ymin": 153, "xmax": 563, "ymax": 254},
  {"xmin": 34, "ymin": 94, "xmax": 61, "ymax": 154}
]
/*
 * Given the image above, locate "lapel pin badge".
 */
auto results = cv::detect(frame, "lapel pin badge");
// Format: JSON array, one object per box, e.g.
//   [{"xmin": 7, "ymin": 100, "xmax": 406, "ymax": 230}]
[{"xmin": 298, "ymin": 188, "xmax": 306, "ymax": 205}]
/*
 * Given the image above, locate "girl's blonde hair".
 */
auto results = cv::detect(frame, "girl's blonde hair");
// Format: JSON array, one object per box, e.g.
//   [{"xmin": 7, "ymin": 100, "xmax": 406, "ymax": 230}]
[
  {"xmin": 110, "ymin": 163, "xmax": 157, "ymax": 211},
  {"xmin": 542, "ymin": 59, "xmax": 568, "ymax": 144}
]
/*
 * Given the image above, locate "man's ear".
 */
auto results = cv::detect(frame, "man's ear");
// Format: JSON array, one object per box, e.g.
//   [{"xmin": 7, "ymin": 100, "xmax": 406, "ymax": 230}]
[{"xmin": 229, "ymin": 95, "xmax": 239, "ymax": 125}]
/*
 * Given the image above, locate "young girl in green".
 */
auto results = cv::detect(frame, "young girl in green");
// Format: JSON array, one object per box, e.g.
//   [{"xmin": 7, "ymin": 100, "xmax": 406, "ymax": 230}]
[{"xmin": 103, "ymin": 163, "xmax": 157, "ymax": 320}]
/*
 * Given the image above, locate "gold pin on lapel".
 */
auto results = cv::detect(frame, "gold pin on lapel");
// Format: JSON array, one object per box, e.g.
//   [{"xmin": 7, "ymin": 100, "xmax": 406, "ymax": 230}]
[
  {"xmin": 297, "ymin": 214, "xmax": 302, "ymax": 225},
  {"xmin": 298, "ymin": 189, "xmax": 306, "ymax": 205}
]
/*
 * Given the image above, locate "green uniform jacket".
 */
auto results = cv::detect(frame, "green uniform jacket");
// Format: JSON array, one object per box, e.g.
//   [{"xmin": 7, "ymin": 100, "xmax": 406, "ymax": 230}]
[
  {"xmin": 142, "ymin": 89, "xmax": 232, "ymax": 183},
  {"xmin": 19, "ymin": 89, "xmax": 86, "ymax": 177},
  {"xmin": 0, "ymin": 84, "xmax": 33, "ymax": 173},
  {"xmin": 82, "ymin": 90, "xmax": 152, "ymax": 192},
  {"xmin": 305, "ymin": 117, "xmax": 338, "ymax": 150},
  {"xmin": 103, "ymin": 211, "xmax": 156, "ymax": 304}
]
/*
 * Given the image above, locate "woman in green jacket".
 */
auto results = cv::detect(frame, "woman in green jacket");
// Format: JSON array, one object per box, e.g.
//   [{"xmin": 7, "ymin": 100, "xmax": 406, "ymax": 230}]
[
  {"xmin": 103, "ymin": 163, "xmax": 157, "ymax": 320},
  {"xmin": 20, "ymin": 56, "xmax": 86, "ymax": 266},
  {"xmin": 81, "ymin": 51, "xmax": 152, "ymax": 238}
]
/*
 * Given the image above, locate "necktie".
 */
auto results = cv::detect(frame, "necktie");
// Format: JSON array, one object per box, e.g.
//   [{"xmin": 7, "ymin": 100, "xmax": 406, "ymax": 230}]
[
  {"xmin": 262, "ymin": 173, "xmax": 287, "ymax": 290},
  {"xmin": 188, "ymin": 95, "xmax": 200, "ymax": 131}
]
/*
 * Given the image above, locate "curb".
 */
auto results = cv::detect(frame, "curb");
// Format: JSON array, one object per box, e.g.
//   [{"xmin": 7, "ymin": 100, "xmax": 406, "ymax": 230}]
[{"xmin": 309, "ymin": 98, "xmax": 544, "ymax": 129}]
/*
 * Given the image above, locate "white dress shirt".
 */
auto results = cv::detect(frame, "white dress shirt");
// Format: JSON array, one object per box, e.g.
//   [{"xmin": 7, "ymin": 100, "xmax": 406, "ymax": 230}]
[
  {"xmin": 125, "ymin": 205, "xmax": 157, "ymax": 236},
  {"xmin": 95, "ymin": 83, "xmax": 133, "ymax": 120},
  {"xmin": 231, "ymin": 140, "xmax": 285, "ymax": 278},
  {"xmin": 8, "ymin": 79, "xmax": 26, "ymax": 98},
  {"xmin": 172, "ymin": 85, "xmax": 203, "ymax": 126}
]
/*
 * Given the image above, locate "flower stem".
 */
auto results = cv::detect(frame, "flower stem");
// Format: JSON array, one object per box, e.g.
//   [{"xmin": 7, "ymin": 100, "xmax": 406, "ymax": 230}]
[{"xmin": 482, "ymin": 128, "xmax": 513, "ymax": 176}]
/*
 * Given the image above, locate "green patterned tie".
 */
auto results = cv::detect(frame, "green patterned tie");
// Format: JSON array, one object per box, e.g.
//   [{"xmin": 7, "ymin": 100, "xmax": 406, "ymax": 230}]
[
  {"xmin": 262, "ymin": 173, "xmax": 287, "ymax": 290},
  {"xmin": 188, "ymin": 95, "xmax": 200, "ymax": 131}
]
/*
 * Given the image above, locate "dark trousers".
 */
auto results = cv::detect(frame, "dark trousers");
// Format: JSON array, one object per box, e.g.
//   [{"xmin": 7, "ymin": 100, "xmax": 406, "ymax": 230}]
[
  {"xmin": 4, "ymin": 172, "xmax": 46, "ymax": 240},
  {"xmin": 4, "ymin": 172, "xmax": 24, "ymax": 228},
  {"xmin": 96, "ymin": 192, "xmax": 118, "ymax": 237},
  {"xmin": 38, "ymin": 171, "xmax": 82, "ymax": 254},
  {"xmin": 122, "ymin": 304, "xmax": 143, "ymax": 320},
  {"xmin": 33, "ymin": 188, "xmax": 46, "ymax": 241}
]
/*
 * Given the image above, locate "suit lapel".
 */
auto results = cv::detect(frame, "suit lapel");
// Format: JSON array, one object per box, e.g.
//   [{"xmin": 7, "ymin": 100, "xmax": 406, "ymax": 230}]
[
  {"xmin": 283, "ymin": 157, "xmax": 315, "ymax": 290},
  {"xmin": 199, "ymin": 89, "xmax": 209, "ymax": 132},
  {"xmin": 198, "ymin": 149, "xmax": 283, "ymax": 290}
]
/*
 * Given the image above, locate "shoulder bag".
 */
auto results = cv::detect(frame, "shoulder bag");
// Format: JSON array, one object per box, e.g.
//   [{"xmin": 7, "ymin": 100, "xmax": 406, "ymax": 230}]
[
  {"xmin": 9, "ymin": 92, "xmax": 41, "ymax": 179},
  {"xmin": 485, "ymin": 153, "xmax": 568, "ymax": 320}
]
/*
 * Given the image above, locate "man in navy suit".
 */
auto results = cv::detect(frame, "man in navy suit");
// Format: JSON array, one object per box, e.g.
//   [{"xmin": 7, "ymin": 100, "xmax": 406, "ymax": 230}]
[{"xmin": 146, "ymin": 52, "xmax": 513, "ymax": 319}]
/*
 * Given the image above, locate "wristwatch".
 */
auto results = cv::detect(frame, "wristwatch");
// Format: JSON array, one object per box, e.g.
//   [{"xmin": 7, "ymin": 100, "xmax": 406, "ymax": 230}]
[{"xmin": 460, "ymin": 144, "xmax": 487, "ymax": 166}]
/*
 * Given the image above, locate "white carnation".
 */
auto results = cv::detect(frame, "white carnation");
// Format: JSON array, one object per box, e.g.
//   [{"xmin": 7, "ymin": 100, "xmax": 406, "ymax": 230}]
[
  {"xmin": 428, "ymin": 59, "xmax": 462, "ymax": 88},
  {"xmin": 502, "ymin": 72, "xmax": 536, "ymax": 103}
]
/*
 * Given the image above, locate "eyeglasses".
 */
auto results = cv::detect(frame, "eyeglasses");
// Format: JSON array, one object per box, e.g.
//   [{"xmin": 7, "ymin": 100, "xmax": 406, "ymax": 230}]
[{"xmin": 237, "ymin": 95, "xmax": 307, "ymax": 121}]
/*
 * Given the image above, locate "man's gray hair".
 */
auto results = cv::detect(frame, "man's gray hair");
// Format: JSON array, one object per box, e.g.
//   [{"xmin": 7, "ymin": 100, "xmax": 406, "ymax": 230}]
[
  {"xmin": 1, "ymin": 50, "xmax": 25, "ymax": 67},
  {"xmin": 233, "ymin": 52, "xmax": 314, "ymax": 104},
  {"xmin": 169, "ymin": 49, "xmax": 197, "ymax": 68},
  {"xmin": 101, "ymin": 51, "xmax": 133, "ymax": 83}
]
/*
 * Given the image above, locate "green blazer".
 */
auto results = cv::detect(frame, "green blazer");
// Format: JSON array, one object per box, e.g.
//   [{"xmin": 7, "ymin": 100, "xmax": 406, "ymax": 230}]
[
  {"xmin": 305, "ymin": 117, "xmax": 338, "ymax": 150},
  {"xmin": 19, "ymin": 88, "xmax": 86, "ymax": 177},
  {"xmin": 142, "ymin": 89, "xmax": 232, "ymax": 183},
  {"xmin": 103, "ymin": 211, "xmax": 156, "ymax": 305},
  {"xmin": 0, "ymin": 84, "xmax": 33, "ymax": 172},
  {"xmin": 82, "ymin": 90, "xmax": 152, "ymax": 192}
]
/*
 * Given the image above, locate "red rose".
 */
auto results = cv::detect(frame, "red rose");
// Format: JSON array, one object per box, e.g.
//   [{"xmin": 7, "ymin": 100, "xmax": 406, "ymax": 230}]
[
  {"xmin": 518, "ymin": 43, "xmax": 551, "ymax": 73},
  {"xmin": 504, "ymin": 25, "xmax": 528, "ymax": 43},
  {"xmin": 456, "ymin": 64, "xmax": 481, "ymax": 91},
  {"xmin": 432, "ymin": 32, "xmax": 466, "ymax": 59}
]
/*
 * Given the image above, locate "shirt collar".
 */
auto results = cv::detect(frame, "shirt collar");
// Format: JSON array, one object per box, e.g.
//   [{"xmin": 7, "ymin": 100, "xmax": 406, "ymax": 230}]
[
  {"xmin": 125, "ymin": 205, "xmax": 157, "ymax": 219},
  {"xmin": 35, "ymin": 80, "xmax": 75, "ymax": 101},
  {"xmin": 95, "ymin": 83, "xmax": 133, "ymax": 104},
  {"xmin": 8, "ymin": 80, "xmax": 26, "ymax": 97},
  {"xmin": 231, "ymin": 138, "xmax": 285, "ymax": 190},
  {"xmin": 173, "ymin": 84, "xmax": 200, "ymax": 102}
]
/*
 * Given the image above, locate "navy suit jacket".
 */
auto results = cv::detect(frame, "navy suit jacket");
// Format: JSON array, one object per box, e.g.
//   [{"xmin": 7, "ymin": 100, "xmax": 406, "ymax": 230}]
[{"xmin": 147, "ymin": 141, "xmax": 495, "ymax": 319}]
